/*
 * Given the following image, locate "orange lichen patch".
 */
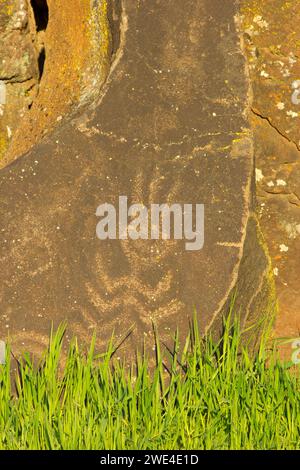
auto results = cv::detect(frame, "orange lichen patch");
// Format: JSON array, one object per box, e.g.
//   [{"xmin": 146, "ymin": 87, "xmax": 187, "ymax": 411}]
[{"xmin": 3, "ymin": 0, "xmax": 110, "ymax": 166}]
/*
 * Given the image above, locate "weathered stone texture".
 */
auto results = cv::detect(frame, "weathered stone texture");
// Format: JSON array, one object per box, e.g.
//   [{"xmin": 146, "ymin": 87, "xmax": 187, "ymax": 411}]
[
  {"xmin": 0, "ymin": 1, "xmax": 274, "ymax": 358},
  {"xmin": 0, "ymin": 0, "xmax": 38, "ymax": 159},
  {"xmin": 242, "ymin": 0, "xmax": 300, "ymax": 348}
]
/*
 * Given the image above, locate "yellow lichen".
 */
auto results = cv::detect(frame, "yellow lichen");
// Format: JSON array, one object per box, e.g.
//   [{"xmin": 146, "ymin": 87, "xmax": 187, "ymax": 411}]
[{"xmin": 0, "ymin": 132, "xmax": 8, "ymax": 162}]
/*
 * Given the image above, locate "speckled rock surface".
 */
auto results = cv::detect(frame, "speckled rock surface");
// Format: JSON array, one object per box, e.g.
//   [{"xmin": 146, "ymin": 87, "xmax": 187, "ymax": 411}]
[
  {"xmin": 242, "ymin": 0, "xmax": 300, "ymax": 350},
  {"xmin": 0, "ymin": 0, "xmax": 274, "ymax": 359}
]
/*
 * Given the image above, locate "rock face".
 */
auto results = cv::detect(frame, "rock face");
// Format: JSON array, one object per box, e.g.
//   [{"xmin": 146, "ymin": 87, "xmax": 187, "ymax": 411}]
[
  {"xmin": 0, "ymin": 0, "xmax": 39, "ymax": 159},
  {"xmin": 0, "ymin": 0, "xmax": 275, "ymax": 358},
  {"xmin": 1, "ymin": 0, "xmax": 110, "ymax": 165},
  {"xmin": 241, "ymin": 0, "xmax": 300, "ymax": 350}
]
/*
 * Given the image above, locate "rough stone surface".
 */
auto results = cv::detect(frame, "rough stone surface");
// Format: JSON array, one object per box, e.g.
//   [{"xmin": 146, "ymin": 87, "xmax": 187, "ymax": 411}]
[
  {"xmin": 1, "ymin": 0, "xmax": 111, "ymax": 166},
  {"xmin": 0, "ymin": 0, "xmax": 273, "ymax": 358},
  {"xmin": 242, "ymin": 0, "xmax": 300, "ymax": 354},
  {"xmin": 0, "ymin": 0, "xmax": 38, "ymax": 159}
]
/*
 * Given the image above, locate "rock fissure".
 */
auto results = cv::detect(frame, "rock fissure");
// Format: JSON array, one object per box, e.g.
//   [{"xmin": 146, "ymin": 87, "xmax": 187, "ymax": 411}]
[
  {"xmin": 30, "ymin": 0, "xmax": 49, "ymax": 32},
  {"xmin": 251, "ymin": 108, "xmax": 300, "ymax": 152}
]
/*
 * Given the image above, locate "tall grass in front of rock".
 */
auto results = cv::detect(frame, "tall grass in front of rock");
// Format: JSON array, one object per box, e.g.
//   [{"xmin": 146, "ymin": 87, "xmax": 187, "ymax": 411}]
[{"xmin": 0, "ymin": 313, "xmax": 299, "ymax": 450}]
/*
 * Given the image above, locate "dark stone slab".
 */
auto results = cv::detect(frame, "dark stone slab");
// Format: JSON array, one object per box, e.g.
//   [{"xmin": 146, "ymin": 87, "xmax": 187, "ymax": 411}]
[{"xmin": 0, "ymin": 0, "xmax": 273, "ymax": 357}]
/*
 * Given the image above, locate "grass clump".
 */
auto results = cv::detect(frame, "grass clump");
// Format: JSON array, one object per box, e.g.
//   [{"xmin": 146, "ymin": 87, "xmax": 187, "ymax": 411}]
[{"xmin": 0, "ymin": 315, "xmax": 299, "ymax": 450}]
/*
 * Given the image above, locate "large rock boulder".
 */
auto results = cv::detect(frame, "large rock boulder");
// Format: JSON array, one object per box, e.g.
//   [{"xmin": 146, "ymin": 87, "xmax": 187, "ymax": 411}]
[
  {"xmin": 0, "ymin": 0, "xmax": 275, "ymax": 358},
  {"xmin": 242, "ymin": 0, "xmax": 300, "ymax": 351}
]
